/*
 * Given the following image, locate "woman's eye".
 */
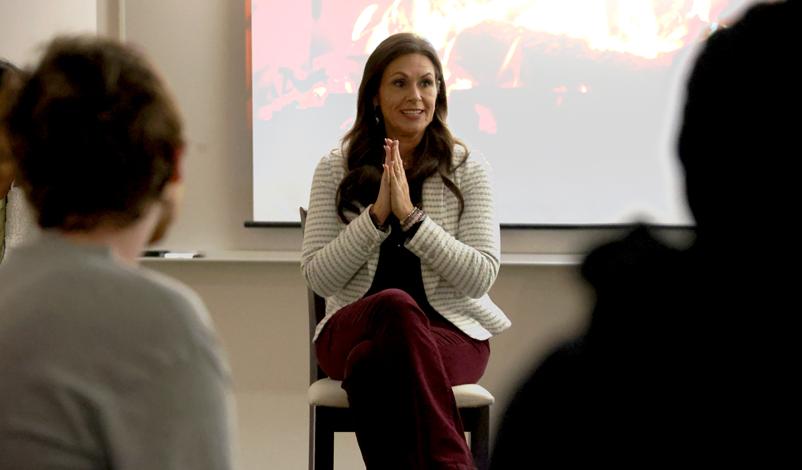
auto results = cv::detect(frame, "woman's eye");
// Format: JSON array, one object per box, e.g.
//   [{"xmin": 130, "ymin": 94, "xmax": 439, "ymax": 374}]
[
  {"xmin": 421, "ymin": 79, "xmax": 433, "ymax": 87},
  {"xmin": 393, "ymin": 79, "xmax": 405, "ymax": 87}
]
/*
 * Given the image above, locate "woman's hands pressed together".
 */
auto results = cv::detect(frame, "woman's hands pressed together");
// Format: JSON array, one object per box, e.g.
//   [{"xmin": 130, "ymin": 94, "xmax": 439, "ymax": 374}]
[
  {"xmin": 371, "ymin": 138, "xmax": 415, "ymax": 225},
  {"xmin": 370, "ymin": 141, "xmax": 392, "ymax": 225}
]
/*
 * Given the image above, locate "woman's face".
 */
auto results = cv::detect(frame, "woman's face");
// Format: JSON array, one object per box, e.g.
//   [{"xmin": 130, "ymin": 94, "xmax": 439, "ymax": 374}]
[{"xmin": 374, "ymin": 53, "xmax": 438, "ymax": 143}]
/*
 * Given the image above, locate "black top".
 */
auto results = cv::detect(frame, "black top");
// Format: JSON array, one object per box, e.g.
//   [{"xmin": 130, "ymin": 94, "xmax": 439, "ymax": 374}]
[
  {"xmin": 365, "ymin": 177, "xmax": 452, "ymax": 326},
  {"xmin": 364, "ymin": 215, "xmax": 440, "ymax": 318}
]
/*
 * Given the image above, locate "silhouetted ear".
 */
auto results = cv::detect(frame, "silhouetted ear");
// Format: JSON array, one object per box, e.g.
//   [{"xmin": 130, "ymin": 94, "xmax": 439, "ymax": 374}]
[
  {"xmin": 169, "ymin": 145, "xmax": 184, "ymax": 183},
  {"xmin": 0, "ymin": 160, "xmax": 14, "ymax": 198}
]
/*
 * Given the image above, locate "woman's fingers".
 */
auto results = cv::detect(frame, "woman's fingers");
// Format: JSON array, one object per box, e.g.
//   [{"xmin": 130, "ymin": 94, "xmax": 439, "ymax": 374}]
[
  {"xmin": 385, "ymin": 139, "xmax": 394, "ymax": 162},
  {"xmin": 380, "ymin": 139, "xmax": 413, "ymax": 219},
  {"xmin": 384, "ymin": 163, "xmax": 393, "ymax": 186}
]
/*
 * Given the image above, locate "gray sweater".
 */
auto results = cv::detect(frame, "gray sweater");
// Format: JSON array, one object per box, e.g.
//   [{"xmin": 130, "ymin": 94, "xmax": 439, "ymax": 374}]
[{"xmin": 0, "ymin": 233, "xmax": 234, "ymax": 469}]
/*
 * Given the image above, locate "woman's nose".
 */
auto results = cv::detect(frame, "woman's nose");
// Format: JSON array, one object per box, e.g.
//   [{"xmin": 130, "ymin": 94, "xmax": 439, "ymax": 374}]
[{"xmin": 407, "ymin": 85, "xmax": 422, "ymax": 101}]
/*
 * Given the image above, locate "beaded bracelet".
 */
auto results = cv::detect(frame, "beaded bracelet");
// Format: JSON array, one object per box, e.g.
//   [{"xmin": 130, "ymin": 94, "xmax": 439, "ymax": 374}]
[{"xmin": 401, "ymin": 207, "xmax": 426, "ymax": 232}]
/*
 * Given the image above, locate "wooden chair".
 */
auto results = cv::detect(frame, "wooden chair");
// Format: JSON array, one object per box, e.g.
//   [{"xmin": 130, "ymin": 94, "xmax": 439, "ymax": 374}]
[{"xmin": 301, "ymin": 207, "xmax": 494, "ymax": 470}]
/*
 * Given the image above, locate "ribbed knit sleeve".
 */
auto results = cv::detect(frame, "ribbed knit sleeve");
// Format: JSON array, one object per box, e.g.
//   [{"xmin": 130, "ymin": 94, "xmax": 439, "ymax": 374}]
[
  {"xmin": 301, "ymin": 153, "xmax": 390, "ymax": 297},
  {"xmin": 405, "ymin": 159, "xmax": 500, "ymax": 299}
]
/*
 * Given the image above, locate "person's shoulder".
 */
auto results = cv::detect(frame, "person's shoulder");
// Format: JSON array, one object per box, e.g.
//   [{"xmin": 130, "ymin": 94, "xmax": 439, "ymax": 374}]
[
  {"xmin": 315, "ymin": 147, "xmax": 348, "ymax": 177},
  {"xmin": 59, "ymin": 259, "xmax": 216, "ymax": 343},
  {"xmin": 450, "ymin": 143, "xmax": 470, "ymax": 166},
  {"xmin": 536, "ymin": 337, "xmax": 588, "ymax": 381},
  {"xmin": 452, "ymin": 145, "xmax": 492, "ymax": 178},
  {"xmin": 0, "ymin": 250, "xmax": 216, "ymax": 356},
  {"xmin": 67, "ymin": 259, "xmax": 213, "ymax": 333},
  {"xmin": 319, "ymin": 147, "xmax": 345, "ymax": 166},
  {"xmin": 740, "ymin": 0, "xmax": 800, "ymax": 27},
  {"xmin": 136, "ymin": 268, "xmax": 214, "ymax": 331},
  {"xmin": 498, "ymin": 337, "xmax": 588, "ymax": 430},
  {"xmin": 581, "ymin": 225, "xmax": 681, "ymax": 289},
  {"xmin": 132, "ymin": 268, "xmax": 227, "ymax": 370},
  {"xmin": 507, "ymin": 337, "xmax": 588, "ymax": 402}
]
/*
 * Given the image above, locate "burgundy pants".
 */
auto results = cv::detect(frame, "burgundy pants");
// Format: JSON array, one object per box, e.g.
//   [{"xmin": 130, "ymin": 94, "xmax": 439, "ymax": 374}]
[{"xmin": 315, "ymin": 289, "xmax": 490, "ymax": 470}]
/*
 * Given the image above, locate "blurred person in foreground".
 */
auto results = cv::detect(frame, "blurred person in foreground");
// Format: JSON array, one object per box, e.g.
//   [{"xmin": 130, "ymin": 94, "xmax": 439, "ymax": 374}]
[
  {"xmin": 1, "ymin": 58, "xmax": 38, "ymax": 261},
  {"xmin": 490, "ymin": 1, "xmax": 801, "ymax": 467},
  {"xmin": 0, "ymin": 36, "xmax": 235, "ymax": 469}
]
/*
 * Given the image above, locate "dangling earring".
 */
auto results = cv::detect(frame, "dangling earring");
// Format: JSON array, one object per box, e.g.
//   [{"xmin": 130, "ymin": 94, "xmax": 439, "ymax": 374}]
[{"xmin": 374, "ymin": 106, "xmax": 381, "ymax": 125}]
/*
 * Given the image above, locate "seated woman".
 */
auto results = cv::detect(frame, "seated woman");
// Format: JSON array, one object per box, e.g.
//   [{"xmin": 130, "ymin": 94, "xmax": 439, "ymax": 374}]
[{"xmin": 301, "ymin": 33, "xmax": 511, "ymax": 469}]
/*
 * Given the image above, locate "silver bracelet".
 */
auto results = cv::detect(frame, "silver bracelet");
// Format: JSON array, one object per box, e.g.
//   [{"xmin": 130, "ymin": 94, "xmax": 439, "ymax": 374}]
[{"xmin": 401, "ymin": 207, "xmax": 425, "ymax": 232}]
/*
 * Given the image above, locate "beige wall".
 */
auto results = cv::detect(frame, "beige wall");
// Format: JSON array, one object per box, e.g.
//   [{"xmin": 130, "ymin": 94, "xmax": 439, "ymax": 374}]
[{"xmin": 0, "ymin": 0, "xmax": 97, "ymax": 65}]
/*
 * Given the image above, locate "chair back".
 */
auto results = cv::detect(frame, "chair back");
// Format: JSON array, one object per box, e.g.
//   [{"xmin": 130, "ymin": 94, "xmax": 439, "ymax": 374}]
[{"xmin": 300, "ymin": 207, "xmax": 328, "ymax": 382}]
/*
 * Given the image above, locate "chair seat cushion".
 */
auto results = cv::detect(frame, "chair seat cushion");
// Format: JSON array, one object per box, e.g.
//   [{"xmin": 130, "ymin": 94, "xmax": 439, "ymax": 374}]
[{"xmin": 308, "ymin": 378, "xmax": 495, "ymax": 408}]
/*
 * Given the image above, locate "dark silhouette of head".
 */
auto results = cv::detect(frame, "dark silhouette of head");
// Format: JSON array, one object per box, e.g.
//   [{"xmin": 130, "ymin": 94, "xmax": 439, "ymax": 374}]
[{"xmin": 678, "ymin": 0, "xmax": 801, "ymax": 247}]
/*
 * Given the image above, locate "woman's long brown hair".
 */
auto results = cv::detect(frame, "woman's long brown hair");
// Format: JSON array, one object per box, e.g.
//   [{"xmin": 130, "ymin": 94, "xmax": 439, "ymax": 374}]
[{"xmin": 336, "ymin": 33, "xmax": 467, "ymax": 223}]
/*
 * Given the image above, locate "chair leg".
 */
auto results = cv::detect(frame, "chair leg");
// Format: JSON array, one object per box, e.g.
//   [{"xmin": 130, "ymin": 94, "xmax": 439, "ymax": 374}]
[
  {"xmin": 310, "ymin": 406, "xmax": 334, "ymax": 470},
  {"xmin": 470, "ymin": 406, "xmax": 490, "ymax": 470}
]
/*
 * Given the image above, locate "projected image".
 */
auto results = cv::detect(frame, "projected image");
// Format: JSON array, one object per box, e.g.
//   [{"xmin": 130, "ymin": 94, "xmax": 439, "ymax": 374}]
[{"xmin": 251, "ymin": 0, "xmax": 756, "ymax": 225}]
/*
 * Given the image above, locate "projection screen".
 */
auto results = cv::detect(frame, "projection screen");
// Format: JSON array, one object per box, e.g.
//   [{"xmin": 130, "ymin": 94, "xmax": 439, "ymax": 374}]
[{"xmin": 250, "ymin": 0, "xmax": 757, "ymax": 226}]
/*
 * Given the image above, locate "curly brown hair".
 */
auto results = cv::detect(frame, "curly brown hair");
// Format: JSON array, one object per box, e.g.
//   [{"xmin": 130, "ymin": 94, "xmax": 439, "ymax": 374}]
[
  {"xmin": 0, "ymin": 59, "xmax": 24, "ymax": 194},
  {"xmin": 6, "ymin": 36, "xmax": 184, "ymax": 230}
]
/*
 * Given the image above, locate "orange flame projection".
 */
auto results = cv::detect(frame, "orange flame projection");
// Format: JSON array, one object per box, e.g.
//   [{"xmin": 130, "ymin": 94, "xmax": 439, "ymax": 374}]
[
  {"xmin": 358, "ymin": 0, "xmax": 729, "ymax": 91},
  {"xmin": 254, "ymin": 0, "xmax": 736, "ymax": 122}
]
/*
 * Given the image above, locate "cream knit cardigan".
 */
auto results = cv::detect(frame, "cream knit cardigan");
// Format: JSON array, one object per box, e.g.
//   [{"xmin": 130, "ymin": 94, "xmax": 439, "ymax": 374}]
[{"xmin": 301, "ymin": 148, "xmax": 511, "ymax": 341}]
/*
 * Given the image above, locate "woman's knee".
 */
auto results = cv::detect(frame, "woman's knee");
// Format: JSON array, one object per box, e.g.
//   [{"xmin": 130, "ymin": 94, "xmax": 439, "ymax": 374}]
[
  {"xmin": 371, "ymin": 289, "xmax": 427, "ymax": 328},
  {"xmin": 371, "ymin": 288, "xmax": 413, "ymax": 310}
]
